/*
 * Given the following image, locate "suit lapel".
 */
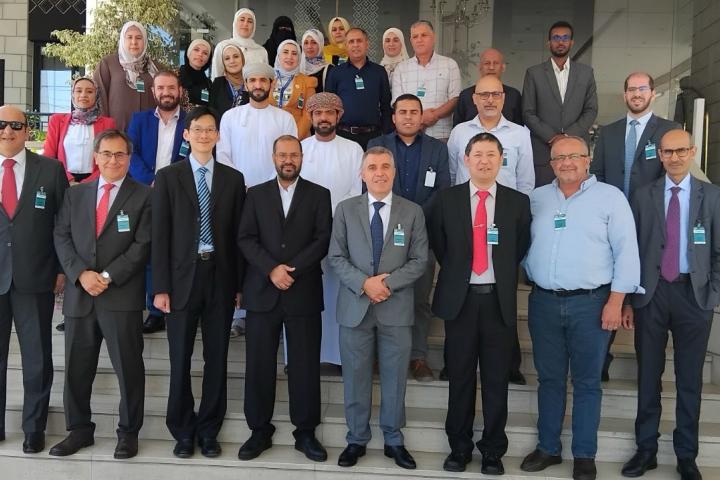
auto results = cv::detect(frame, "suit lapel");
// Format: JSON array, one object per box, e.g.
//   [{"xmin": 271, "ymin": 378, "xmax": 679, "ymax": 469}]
[
  {"xmin": 543, "ymin": 61, "xmax": 563, "ymax": 105},
  {"xmin": 651, "ymin": 177, "xmax": 666, "ymax": 241},
  {"xmin": 99, "ymin": 179, "xmax": 136, "ymax": 237},
  {"xmin": 383, "ymin": 198, "xmax": 402, "ymax": 250},
  {"xmin": 689, "ymin": 177, "xmax": 704, "ymax": 240},
  {"xmin": 634, "ymin": 115, "xmax": 657, "ymax": 162},
  {"xmin": 459, "ymin": 182, "xmax": 473, "ymax": 253},
  {"xmin": 414, "ymin": 135, "xmax": 432, "ymax": 196},
  {"xmin": 178, "ymin": 161, "xmax": 200, "ymax": 214},
  {"xmin": 284, "ymin": 177, "xmax": 303, "ymax": 223},
  {"xmin": 86, "ymin": 180, "xmax": 100, "ymax": 233},
  {"xmin": 15, "ymin": 151, "xmax": 40, "ymax": 217},
  {"xmin": 357, "ymin": 193, "xmax": 372, "ymax": 248},
  {"xmin": 384, "ymin": 137, "xmax": 402, "ymax": 194},
  {"xmin": 209, "ymin": 162, "xmax": 225, "ymax": 212},
  {"xmin": 491, "ymin": 186, "xmax": 507, "ymax": 264}
]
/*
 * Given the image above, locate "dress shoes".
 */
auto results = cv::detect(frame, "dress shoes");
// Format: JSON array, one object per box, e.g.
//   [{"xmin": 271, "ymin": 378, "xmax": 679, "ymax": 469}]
[
  {"xmin": 410, "ymin": 359, "xmax": 435, "ymax": 382},
  {"xmin": 237, "ymin": 432, "xmax": 272, "ymax": 460},
  {"xmin": 198, "ymin": 437, "xmax": 221, "ymax": 458},
  {"xmin": 337, "ymin": 443, "xmax": 366, "ymax": 467},
  {"xmin": 0, "ymin": 430, "xmax": 5, "ymax": 441},
  {"xmin": 384, "ymin": 445, "xmax": 416, "ymax": 469},
  {"xmin": 439, "ymin": 366, "xmax": 449, "ymax": 381},
  {"xmin": 520, "ymin": 448, "xmax": 562, "ymax": 472},
  {"xmin": 173, "ymin": 438, "xmax": 194, "ymax": 458},
  {"xmin": 621, "ymin": 451, "xmax": 657, "ymax": 477},
  {"xmin": 114, "ymin": 434, "xmax": 138, "ymax": 459},
  {"xmin": 294, "ymin": 435, "xmax": 327, "ymax": 462},
  {"xmin": 142, "ymin": 314, "xmax": 165, "ymax": 334},
  {"xmin": 509, "ymin": 370, "xmax": 527, "ymax": 385},
  {"xmin": 23, "ymin": 432, "xmax": 45, "ymax": 454},
  {"xmin": 481, "ymin": 453, "xmax": 505, "ymax": 475},
  {"xmin": 677, "ymin": 458, "xmax": 703, "ymax": 480},
  {"xmin": 443, "ymin": 451, "xmax": 472, "ymax": 472},
  {"xmin": 574, "ymin": 458, "xmax": 597, "ymax": 480},
  {"xmin": 49, "ymin": 430, "xmax": 94, "ymax": 456},
  {"xmin": 56, "ymin": 321, "xmax": 65, "ymax": 332}
]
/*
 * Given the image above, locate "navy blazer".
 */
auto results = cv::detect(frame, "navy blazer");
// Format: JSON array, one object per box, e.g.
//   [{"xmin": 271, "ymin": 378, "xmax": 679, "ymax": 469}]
[{"xmin": 128, "ymin": 108, "xmax": 187, "ymax": 185}]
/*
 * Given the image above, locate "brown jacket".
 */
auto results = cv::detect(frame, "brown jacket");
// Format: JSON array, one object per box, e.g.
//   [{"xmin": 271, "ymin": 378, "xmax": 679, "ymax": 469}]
[{"xmin": 271, "ymin": 74, "xmax": 317, "ymax": 140}]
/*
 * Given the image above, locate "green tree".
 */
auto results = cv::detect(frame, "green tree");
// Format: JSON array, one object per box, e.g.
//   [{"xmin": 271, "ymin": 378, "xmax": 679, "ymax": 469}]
[{"xmin": 43, "ymin": 0, "xmax": 180, "ymax": 71}]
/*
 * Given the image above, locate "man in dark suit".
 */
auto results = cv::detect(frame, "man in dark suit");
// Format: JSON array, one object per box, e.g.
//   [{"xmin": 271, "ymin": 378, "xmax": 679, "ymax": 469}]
[
  {"xmin": 590, "ymin": 72, "xmax": 680, "ymax": 381},
  {"xmin": 0, "ymin": 105, "xmax": 69, "ymax": 453},
  {"xmin": 429, "ymin": 132, "xmax": 530, "ymax": 474},
  {"xmin": 620, "ymin": 129, "xmax": 720, "ymax": 480},
  {"xmin": 151, "ymin": 106, "xmax": 246, "ymax": 459},
  {"xmin": 522, "ymin": 21, "xmax": 598, "ymax": 186},
  {"xmin": 237, "ymin": 135, "xmax": 332, "ymax": 462},
  {"xmin": 368, "ymin": 93, "xmax": 450, "ymax": 382},
  {"xmin": 51, "ymin": 129, "xmax": 150, "ymax": 459}
]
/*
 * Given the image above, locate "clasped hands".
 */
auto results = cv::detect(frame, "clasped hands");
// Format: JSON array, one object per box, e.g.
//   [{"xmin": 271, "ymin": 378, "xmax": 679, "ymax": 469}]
[
  {"xmin": 79, "ymin": 270, "xmax": 109, "ymax": 297},
  {"xmin": 364, "ymin": 273, "xmax": 391, "ymax": 304}
]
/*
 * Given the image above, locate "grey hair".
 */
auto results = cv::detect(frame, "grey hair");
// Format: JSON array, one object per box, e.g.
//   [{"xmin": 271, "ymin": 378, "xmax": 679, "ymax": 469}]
[
  {"xmin": 411, "ymin": 20, "xmax": 434, "ymax": 31},
  {"xmin": 362, "ymin": 146, "xmax": 395, "ymax": 169},
  {"xmin": 550, "ymin": 135, "xmax": 589, "ymax": 156}
]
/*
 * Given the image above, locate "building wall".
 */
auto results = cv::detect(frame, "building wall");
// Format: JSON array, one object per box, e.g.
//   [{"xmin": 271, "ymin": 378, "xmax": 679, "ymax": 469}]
[{"xmin": 0, "ymin": 0, "xmax": 32, "ymax": 109}]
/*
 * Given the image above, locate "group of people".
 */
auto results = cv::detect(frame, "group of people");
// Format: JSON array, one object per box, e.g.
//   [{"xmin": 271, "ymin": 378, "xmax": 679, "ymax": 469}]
[{"xmin": 0, "ymin": 11, "xmax": 716, "ymax": 480}]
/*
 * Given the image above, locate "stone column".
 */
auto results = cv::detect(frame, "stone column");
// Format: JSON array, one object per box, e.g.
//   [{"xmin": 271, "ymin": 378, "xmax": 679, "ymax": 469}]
[{"xmin": 0, "ymin": 0, "xmax": 32, "ymax": 109}]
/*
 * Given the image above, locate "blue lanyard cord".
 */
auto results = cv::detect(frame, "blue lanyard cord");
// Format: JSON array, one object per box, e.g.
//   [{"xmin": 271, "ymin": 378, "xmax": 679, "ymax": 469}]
[
  {"xmin": 226, "ymin": 79, "xmax": 244, "ymax": 102},
  {"xmin": 275, "ymin": 71, "xmax": 294, "ymax": 107}
]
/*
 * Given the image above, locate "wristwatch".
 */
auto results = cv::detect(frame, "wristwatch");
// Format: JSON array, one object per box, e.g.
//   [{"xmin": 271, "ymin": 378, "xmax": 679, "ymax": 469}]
[{"xmin": 101, "ymin": 271, "xmax": 112, "ymax": 284}]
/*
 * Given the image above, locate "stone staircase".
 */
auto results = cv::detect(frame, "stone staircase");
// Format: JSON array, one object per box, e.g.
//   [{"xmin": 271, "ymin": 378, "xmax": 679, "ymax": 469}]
[{"xmin": 3, "ymin": 287, "xmax": 720, "ymax": 479}]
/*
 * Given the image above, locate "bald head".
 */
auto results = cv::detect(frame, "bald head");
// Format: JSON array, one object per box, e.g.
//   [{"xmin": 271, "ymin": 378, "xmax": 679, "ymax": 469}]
[
  {"xmin": 659, "ymin": 129, "xmax": 695, "ymax": 183},
  {"xmin": 473, "ymin": 75, "xmax": 505, "ymax": 121},
  {"xmin": 479, "ymin": 48, "xmax": 506, "ymax": 78},
  {"xmin": 0, "ymin": 105, "xmax": 29, "ymax": 157}
]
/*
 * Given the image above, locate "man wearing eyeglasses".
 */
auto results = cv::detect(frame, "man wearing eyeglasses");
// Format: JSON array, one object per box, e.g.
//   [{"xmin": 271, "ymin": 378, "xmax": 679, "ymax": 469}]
[
  {"xmin": 52, "ymin": 129, "xmax": 150, "ymax": 459},
  {"xmin": 522, "ymin": 21, "xmax": 598, "ymax": 187},
  {"xmin": 620, "ymin": 129, "xmax": 720, "ymax": 480},
  {"xmin": 521, "ymin": 136, "xmax": 642, "ymax": 480},
  {"xmin": 0, "ymin": 105, "xmax": 69, "ymax": 454}
]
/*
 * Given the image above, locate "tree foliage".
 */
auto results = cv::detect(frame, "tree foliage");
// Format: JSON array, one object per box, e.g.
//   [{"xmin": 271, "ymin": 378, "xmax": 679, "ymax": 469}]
[{"xmin": 43, "ymin": 0, "xmax": 180, "ymax": 72}]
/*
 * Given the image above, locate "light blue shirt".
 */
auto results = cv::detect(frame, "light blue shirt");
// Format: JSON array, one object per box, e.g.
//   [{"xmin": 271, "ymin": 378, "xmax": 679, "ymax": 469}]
[
  {"xmin": 447, "ymin": 115, "xmax": 535, "ymax": 195},
  {"xmin": 189, "ymin": 154, "xmax": 214, "ymax": 253},
  {"xmin": 664, "ymin": 173, "xmax": 691, "ymax": 273},
  {"xmin": 626, "ymin": 110, "xmax": 653, "ymax": 149},
  {"xmin": 524, "ymin": 175, "xmax": 644, "ymax": 293}
]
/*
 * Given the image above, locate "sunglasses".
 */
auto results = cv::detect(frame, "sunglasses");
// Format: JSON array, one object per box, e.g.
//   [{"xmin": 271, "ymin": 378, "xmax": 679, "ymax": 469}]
[{"xmin": 0, "ymin": 120, "xmax": 27, "ymax": 131}]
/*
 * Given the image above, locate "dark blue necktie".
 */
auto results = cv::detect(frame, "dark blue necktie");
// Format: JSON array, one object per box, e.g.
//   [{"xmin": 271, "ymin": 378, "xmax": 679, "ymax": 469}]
[{"xmin": 371, "ymin": 201, "xmax": 385, "ymax": 275}]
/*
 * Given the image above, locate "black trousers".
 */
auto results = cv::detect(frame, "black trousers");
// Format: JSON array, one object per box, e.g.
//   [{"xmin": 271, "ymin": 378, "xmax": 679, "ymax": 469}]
[
  {"xmin": 244, "ymin": 302, "xmax": 321, "ymax": 439},
  {"xmin": 337, "ymin": 127, "xmax": 381, "ymax": 150},
  {"xmin": 445, "ymin": 287, "xmax": 515, "ymax": 456},
  {"xmin": 166, "ymin": 259, "xmax": 234, "ymax": 441},
  {"xmin": 0, "ymin": 287, "xmax": 54, "ymax": 435},
  {"xmin": 634, "ymin": 279, "xmax": 712, "ymax": 459},
  {"xmin": 64, "ymin": 308, "xmax": 145, "ymax": 434}
]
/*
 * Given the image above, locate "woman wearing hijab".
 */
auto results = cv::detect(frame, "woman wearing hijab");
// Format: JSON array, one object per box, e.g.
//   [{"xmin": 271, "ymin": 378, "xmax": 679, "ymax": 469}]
[
  {"xmin": 263, "ymin": 16, "xmax": 296, "ymax": 65},
  {"xmin": 323, "ymin": 16, "xmax": 350, "ymax": 66},
  {"xmin": 209, "ymin": 39, "xmax": 250, "ymax": 118},
  {"xmin": 300, "ymin": 29, "xmax": 333, "ymax": 93},
  {"xmin": 232, "ymin": 8, "xmax": 268, "ymax": 66},
  {"xmin": 179, "ymin": 38, "xmax": 212, "ymax": 107},
  {"xmin": 271, "ymin": 39, "xmax": 317, "ymax": 139},
  {"xmin": 44, "ymin": 77, "xmax": 116, "ymax": 184},
  {"xmin": 380, "ymin": 27, "xmax": 409, "ymax": 82},
  {"xmin": 93, "ymin": 20, "xmax": 158, "ymax": 131}
]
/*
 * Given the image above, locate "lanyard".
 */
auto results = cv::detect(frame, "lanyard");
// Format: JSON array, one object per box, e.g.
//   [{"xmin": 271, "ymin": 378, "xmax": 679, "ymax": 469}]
[
  {"xmin": 226, "ymin": 79, "xmax": 244, "ymax": 102},
  {"xmin": 275, "ymin": 71, "xmax": 294, "ymax": 108}
]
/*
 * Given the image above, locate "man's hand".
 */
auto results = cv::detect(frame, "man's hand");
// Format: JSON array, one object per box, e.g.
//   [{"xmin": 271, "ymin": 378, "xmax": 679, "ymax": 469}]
[
  {"xmin": 422, "ymin": 108, "xmax": 438, "ymax": 128},
  {"xmin": 601, "ymin": 292, "xmax": 625, "ymax": 331},
  {"xmin": 622, "ymin": 304, "xmax": 634, "ymax": 330},
  {"xmin": 363, "ymin": 273, "xmax": 391, "ymax": 303},
  {"xmin": 270, "ymin": 264, "xmax": 296, "ymax": 290},
  {"xmin": 154, "ymin": 293, "xmax": 171, "ymax": 314},
  {"xmin": 79, "ymin": 270, "xmax": 108, "ymax": 297},
  {"xmin": 53, "ymin": 274, "xmax": 65, "ymax": 295}
]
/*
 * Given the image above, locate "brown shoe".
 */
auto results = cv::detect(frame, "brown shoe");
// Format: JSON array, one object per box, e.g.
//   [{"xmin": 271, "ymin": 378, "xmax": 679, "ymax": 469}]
[{"xmin": 409, "ymin": 359, "xmax": 435, "ymax": 382}]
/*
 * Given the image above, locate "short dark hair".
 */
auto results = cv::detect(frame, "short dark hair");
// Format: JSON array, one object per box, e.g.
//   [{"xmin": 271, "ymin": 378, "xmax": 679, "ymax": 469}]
[
  {"xmin": 153, "ymin": 70, "xmax": 180, "ymax": 84},
  {"xmin": 624, "ymin": 72, "xmax": 655, "ymax": 92},
  {"xmin": 272, "ymin": 134, "xmax": 303, "ymax": 154},
  {"xmin": 548, "ymin": 21, "xmax": 574, "ymax": 40},
  {"xmin": 346, "ymin": 27, "xmax": 368, "ymax": 39},
  {"xmin": 185, "ymin": 106, "xmax": 221, "ymax": 130},
  {"xmin": 464, "ymin": 132, "xmax": 503, "ymax": 156},
  {"xmin": 392, "ymin": 94, "xmax": 424, "ymax": 113},
  {"xmin": 94, "ymin": 129, "xmax": 133, "ymax": 154}
]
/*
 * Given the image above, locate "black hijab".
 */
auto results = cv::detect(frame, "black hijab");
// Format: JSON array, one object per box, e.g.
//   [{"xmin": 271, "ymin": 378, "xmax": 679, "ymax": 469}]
[
  {"xmin": 180, "ymin": 40, "xmax": 213, "ymax": 105},
  {"xmin": 263, "ymin": 16, "xmax": 297, "ymax": 64}
]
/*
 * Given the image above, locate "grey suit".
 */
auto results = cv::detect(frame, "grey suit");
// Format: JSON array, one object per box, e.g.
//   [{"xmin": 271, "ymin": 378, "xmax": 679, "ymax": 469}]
[
  {"xmin": 328, "ymin": 193, "xmax": 428, "ymax": 446},
  {"xmin": 522, "ymin": 59, "xmax": 598, "ymax": 186}
]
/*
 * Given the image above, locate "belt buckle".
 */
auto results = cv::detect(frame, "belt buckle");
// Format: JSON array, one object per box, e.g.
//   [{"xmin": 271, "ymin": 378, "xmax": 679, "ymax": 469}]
[
  {"xmin": 350, "ymin": 126, "xmax": 360, "ymax": 134},
  {"xmin": 199, "ymin": 251, "xmax": 211, "ymax": 261}
]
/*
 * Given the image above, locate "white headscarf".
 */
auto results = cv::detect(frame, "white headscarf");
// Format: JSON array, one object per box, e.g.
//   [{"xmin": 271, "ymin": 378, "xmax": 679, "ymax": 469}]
[
  {"xmin": 274, "ymin": 39, "xmax": 301, "ymax": 78},
  {"xmin": 117, "ymin": 21, "xmax": 158, "ymax": 90},
  {"xmin": 380, "ymin": 28, "xmax": 409, "ymax": 74},
  {"xmin": 233, "ymin": 8, "xmax": 258, "ymax": 44},
  {"xmin": 230, "ymin": 8, "xmax": 269, "ymax": 65},
  {"xmin": 299, "ymin": 29, "xmax": 327, "ymax": 76},
  {"xmin": 211, "ymin": 38, "xmax": 245, "ymax": 80}
]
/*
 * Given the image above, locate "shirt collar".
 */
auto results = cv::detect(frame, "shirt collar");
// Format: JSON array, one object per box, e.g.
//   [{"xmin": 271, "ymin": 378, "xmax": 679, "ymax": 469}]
[
  {"xmin": 368, "ymin": 191, "xmax": 393, "ymax": 206},
  {"xmin": 551, "ymin": 57, "xmax": 570, "ymax": 73},
  {"xmin": 551, "ymin": 173, "xmax": 597, "ymax": 194},
  {"xmin": 412, "ymin": 51, "xmax": 436, "ymax": 66},
  {"xmin": 468, "ymin": 180, "xmax": 497, "ymax": 198},
  {"xmin": 394, "ymin": 131, "xmax": 422, "ymax": 146},
  {"xmin": 665, "ymin": 173, "xmax": 692, "ymax": 192},
  {"xmin": 470, "ymin": 114, "xmax": 510, "ymax": 132},
  {"xmin": 189, "ymin": 154, "xmax": 214, "ymax": 175},
  {"xmin": 98, "ymin": 175, "xmax": 125, "ymax": 191},
  {"xmin": 627, "ymin": 110, "xmax": 653, "ymax": 127},
  {"xmin": 278, "ymin": 175, "xmax": 300, "ymax": 193},
  {"xmin": 0, "ymin": 148, "xmax": 26, "ymax": 166},
  {"xmin": 154, "ymin": 106, "xmax": 181, "ymax": 122}
]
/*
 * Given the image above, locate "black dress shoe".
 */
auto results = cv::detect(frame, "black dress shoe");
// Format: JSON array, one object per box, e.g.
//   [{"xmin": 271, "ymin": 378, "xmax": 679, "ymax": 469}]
[
  {"xmin": 338, "ymin": 443, "xmax": 366, "ymax": 467},
  {"xmin": 238, "ymin": 432, "xmax": 272, "ymax": 460},
  {"xmin": 601, "ymin": 369, "xmax": 610, "ymax": 382},
  {"xmin": 114, "ymin": 435, "xmax": 138, "ymax": 459},
  {"xmin": 439, "ymin": 366, "xmax": 449, "ymax": 381},
  {"xmin": 198, "ymin": 437, "xmax": 221, "ymax": 458},
  {"xmin": 295, "ymin": 435, "xmax": 327, "ymax": 462},
  {"xmin": 384, "ymin": 445, "xmax": 416, "ymax": 469},
  {"xmin": 621, "ymin": 451, "xmax": 657, "ymax": 477},
  {"xmin": 677, "ymin": 458, "xmax": 703, "ymax": 480},
  {"xmin": 443, "ymin": 451, "xmax": 472, "ymax": 472},
  {"xmin": 23, "ymin": 432, "xmax": 45, "ymax": 454},
  {"xmin": 574, "ymin": 458, "xmax": 597, "ymax": 480},
  {"xmin": 482, "ymin": 453, "xmax": 505, "ymax": 475},
  {"xmin": 520, "ymin": 449, "xmax": 562, "ymax": 472},
  {"xmin": 0, "ymin": 430, "xmax": 5, "ymax": 442},
  {"xmin": 49, "ymin": 431, "xmax": 94, "ymax": 456},
  {"xmin": 173, "ymin": 438, "xmax": 194, "ymax": 458},
  {"xmin": 142, "ymin": 314, "xmax": 165, "ymax": 334},
  {"xmin": 509, "ymin": 370, "xmax": 527, "ymax": 385},
  {"xmin": 56, "ymin": 322, "xmax": 65, "ymax": 332}
]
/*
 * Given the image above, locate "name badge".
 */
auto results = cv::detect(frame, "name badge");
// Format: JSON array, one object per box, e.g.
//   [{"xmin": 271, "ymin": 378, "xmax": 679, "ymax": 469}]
[
  {"xmin": 694, "ymin": 224, "xmax": 706, "ymax": 245},
  {"xmin": 487, "ymin": 224, "xmax": 499, "ymax": 245},
  {"xmin": 354, "ymin": 75, "xmax": 365, "ymax": 90},
  {"xmin": 179, "ymin": 141, "xmax": 190, "ymax": 158},
  {"xmin": 35, "ymin": 187, "xmax": 46, "ymax": 209},
  {"xmin": 502, "ymin": 151, "xmax": 508, "ymax": 167},
  {"xmin": 298, "ymin": 94, "xmax": 304, "ymax": 109},
  {"xmin": 393, "ymin": 224, "xmax": 405, "ymax": 247},
  {"xmin": 117, "ymin": 211, "xmax": 130, "ymax": 233},
  {"xmin": 554, "ymin": 212, "xmax": 567, "ymax": 230},
  {"xmin": 135, "ymin": 79, "xmax": 145, "ymax": 93},
  {"xmin": 417, "ymin": 86, "xmax": 426, "ymax": 98},
  {"xmin": 424, "ymin": 169, "xmax": 436, "ymax": 187},
  {"xmin": 645, "ymin": 142, "xmax": 657, "ymax": 160},
  {"xmin": 200, "ymin": 88, "xmax": 209, "ymax": 102}
]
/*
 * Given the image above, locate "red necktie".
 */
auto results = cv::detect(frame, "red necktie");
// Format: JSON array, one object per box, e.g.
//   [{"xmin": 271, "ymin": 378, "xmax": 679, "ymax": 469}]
[
  {"xmin": 2, "ymin": 158, "xmax": 18, "ymax": 218},
  {"xmin": 96, "ymin": 183, "xmax": 114, "ymax": 238},
  {"xmin": 472, "ymin": 190, "xmax": 490, "ymax": 275}
]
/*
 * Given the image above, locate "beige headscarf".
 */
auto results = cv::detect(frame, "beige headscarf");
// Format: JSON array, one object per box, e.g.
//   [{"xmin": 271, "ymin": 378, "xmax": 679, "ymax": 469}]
[
  {"xmin": 381, "ymin": 28, "xmax": 409, "ymax": 76},
  {"xmin": 117, "ymin": 21, "xmax": 158, "ymax": 90}
]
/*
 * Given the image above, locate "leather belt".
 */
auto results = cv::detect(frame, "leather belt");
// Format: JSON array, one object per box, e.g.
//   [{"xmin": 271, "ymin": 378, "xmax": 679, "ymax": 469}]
[
  {"xmin": 337, "ymin": 124, "xmax": 379, "ymax": 134},
  {"xmin": 534, "ymin": 284, "xmax": 610, "ymax": 297},
  {"xmin": 469, "ymin": 284, "xmax": 495, "ymax": 294},
  {"xmin": 197, "ymin": 251, "xmax": 215, "ymax": 261}
]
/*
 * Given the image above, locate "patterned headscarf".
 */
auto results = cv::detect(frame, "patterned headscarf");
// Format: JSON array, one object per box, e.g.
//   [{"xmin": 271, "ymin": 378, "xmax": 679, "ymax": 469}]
[
  {"xmin": 69, "ymin": 77, "xmax": 101, "ymax": 125},
  {"xmin": 118, "ymin": 21, "xmax": 159, "ymax": 90},
  {"xmin": 306, "ymin": 92, "xmax": 344, "ymax": 117}
]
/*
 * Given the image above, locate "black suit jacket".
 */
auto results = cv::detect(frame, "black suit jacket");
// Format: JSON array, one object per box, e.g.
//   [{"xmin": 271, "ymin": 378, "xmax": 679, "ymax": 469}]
[
  {"xmin": 152, "ymin": 159, "xmax": 246, "ymax": 310},
  {"xmin": 54, "ymin": 177, "xmax": 151, "ymax": 317},
  {"xmin": 0, "ymin": 150, "xmax": 69, "ymax": 295},
  {"xmin": 237, "ymin": 176, "xmax": 332, "ymax": 315},
  {"xmin": 591, "ymin": 114, "xmax": 679, "ymax": 199},
  {"xmin": 428, "ymin": 182, "xmax": 531, "ymax": 325},
  {"xmin": 453, "ymin": 83, "xmax": 523, "ymax": 127}
]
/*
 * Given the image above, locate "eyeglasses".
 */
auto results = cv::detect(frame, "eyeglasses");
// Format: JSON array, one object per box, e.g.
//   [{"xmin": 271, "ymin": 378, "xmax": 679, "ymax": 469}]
[
  {"xmin": 626, "ymin": 86, "xmax": 651, "ymax": 94},
  {"xmin": 550, "ymin": 153, "xmax": 589, "ymax": 162},
  {"xmin": 275, "ymin": 153, "xmax": 302, "ymax": 160},
  {"xmin": 659, "ymin": 147, "xmax": 691, "ymax": 159},
  {"xmin": 188, "ymin": 127, "xmax": 218, "ymax": 135},
  {"xmin": 473, "ymin": 91, "xmax": 503, "ymax": 100},
  {"xmin": 550, "ymin": 34, "xmax": 571, "ymax": 42},
  {"xmin": 97, "ymin": 151, "xmax": 129, "ymax": 161},
  {"xmin": 0, "ymin": 120, "xmax": 27, "ymax": 131}
]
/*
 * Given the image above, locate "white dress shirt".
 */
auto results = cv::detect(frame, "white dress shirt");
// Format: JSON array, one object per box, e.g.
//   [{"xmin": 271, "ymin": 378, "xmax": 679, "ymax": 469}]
[
  {"xmin": 626, "ymin": 110, "xmax": 653, "ymax": 148},
  {"xmin": 97, "ymin": 175, "xmax": 125, "ymax": 209},
  {"xmin": 469, "ymin": 181, "xmax": 496, "ymax": 284},
  {"xmin": 154, "ymin": 107, "xmax": 181, "ymax": 173},
  {"xmin": 0, "ymin": 149, "xmax": 27, "ymax": 200},
  {"xmin": 63, "ymin": 124, "xmax": 94, "ymax": 173},
  {"xmin": 367, "ymin": 191, "xmax": 392, "ymax": 239},
  {"xmin": 278, "ymin": 176, "xmax": 299, "ymax": 216},
  {"xmin": 551, "ymin": 58, "xmax": 570, "ymax": 103}
]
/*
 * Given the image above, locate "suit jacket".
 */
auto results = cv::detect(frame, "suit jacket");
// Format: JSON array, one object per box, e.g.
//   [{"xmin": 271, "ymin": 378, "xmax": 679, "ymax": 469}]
[
  {"xmin": 428, "ymin": 182, "xmax": 531, "ymax": 325},
  {"xmin": 453, "ymin": 83, "xmax": 523, "ymax": 127},
  {"xmin": 43, "ymin": 114, "xmax": 116, "ymax": 183},
  {"xmin": 238, "ymin": 177, "xmax": 332, "ymax": 315},
  {"xmin": 631, "ymin": 176, "xmax": 720, "ymax": 311},
  {"xmin": 152, "ymin": 159, "xmax": 246, "ymax": 310},
  {"xmin": 590, "ymin": 114, "xmax": 679, "ymax": 199},
  {"xmin": 328, "ymin": 193, "xmax": 428, "ymax": 328},
  {"xmin": 127, "ymin": 108, "xmax": 187, "ymax": 185},
  {"xmin": 208, "ymin": 76, "xmax": 249, "ymax": 119},
  {"xmin": 54, "ymin": 177, "xmax": 151, "ymax": 317},
  {"xmin": 0, "ymin": 150, "xmax": 69, "ymax": 295},
  {"xmin": 367, "ymin": 132, "xmax": 450, "ymax": 215},
  {"xmin": 522, "ymin": 59, "xmax": 598, "ymax": 166}
]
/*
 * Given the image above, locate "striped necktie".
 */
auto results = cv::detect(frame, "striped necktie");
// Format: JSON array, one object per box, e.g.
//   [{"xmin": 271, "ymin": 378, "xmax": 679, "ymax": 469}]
[{"xmin": 197, "ymin": 167, "xmax": 214, "ymax": 247}]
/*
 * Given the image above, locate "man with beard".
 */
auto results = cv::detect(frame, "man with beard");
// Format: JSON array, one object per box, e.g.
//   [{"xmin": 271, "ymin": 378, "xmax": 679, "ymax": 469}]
[
  {"xmin": 300, "ymin": 93, "xmax": 364, "ymax": 366},
  {"xmin": 590, "ymin": 72, "xmax": 679, "ymax": 382},
  {"xmin": 522, "ymin": 21, "xmax": 598, "ymax": 187},
  {"xmin": 127, "ymin": 70, "xmax": 187, "ymax": 334},
  {"xmin": 237, "ymin": 135, "xmax": 332, "ymax": 462}
]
